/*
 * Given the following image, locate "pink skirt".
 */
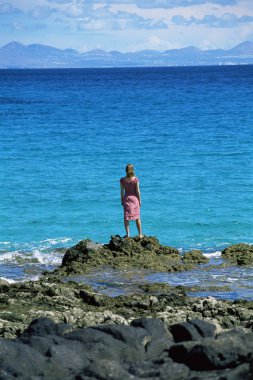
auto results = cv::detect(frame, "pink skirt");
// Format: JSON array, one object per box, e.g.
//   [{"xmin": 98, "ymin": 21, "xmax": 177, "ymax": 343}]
[{"xmin": 123, "ymin": 195, "xmax": 140, "ymax": 220}]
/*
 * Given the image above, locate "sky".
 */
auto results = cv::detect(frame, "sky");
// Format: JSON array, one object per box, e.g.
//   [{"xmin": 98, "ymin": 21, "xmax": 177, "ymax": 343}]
[{"xmin": 1, "ymin": 0, "xmax": 253, "ymax": 52}]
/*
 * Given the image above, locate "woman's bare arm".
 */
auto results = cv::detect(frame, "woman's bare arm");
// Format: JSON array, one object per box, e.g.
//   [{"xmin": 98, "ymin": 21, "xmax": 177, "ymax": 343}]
[
  {"xmin": 120, "ymin": 182, "xmax": 124, "ymax": 206},
  {"xmin": 136, "ymin": 182, "xmax": 141, "ymax": 206}
]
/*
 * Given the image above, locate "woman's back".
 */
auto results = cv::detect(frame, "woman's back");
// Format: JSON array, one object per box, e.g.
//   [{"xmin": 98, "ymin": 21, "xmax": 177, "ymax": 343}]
[{"xmin": 120, "ymin": 177, "xmax": 138, "ymax": 197}]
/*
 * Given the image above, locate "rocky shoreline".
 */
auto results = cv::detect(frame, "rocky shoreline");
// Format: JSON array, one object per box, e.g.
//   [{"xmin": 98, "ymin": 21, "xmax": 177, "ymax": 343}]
[{"xmin": 0, "ymin": 236, "xmax": 253, "ymax": 379}]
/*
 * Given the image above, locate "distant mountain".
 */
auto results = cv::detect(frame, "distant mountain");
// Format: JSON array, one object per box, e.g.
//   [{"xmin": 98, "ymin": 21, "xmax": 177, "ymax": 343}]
[
  {"xmin": 1, "ymin": 41, "xmax": 253, "ymax": 68},
  {"xmin": 228, "ymin": 41, "xmax": 253, "ymax": 55}
]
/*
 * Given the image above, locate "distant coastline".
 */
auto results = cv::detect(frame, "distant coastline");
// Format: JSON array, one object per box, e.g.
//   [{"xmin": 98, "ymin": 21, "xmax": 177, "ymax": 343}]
[{"xmin": 1, "ymin": 40, "xmax": 253, "ymax": 69}]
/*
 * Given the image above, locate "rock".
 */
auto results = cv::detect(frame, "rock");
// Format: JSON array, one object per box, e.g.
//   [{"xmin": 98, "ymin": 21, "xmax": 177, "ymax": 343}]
[
  {"xmin": 46, "ymin": 340, "xmax": 91, "ymax": 373},
  {"xmin": 131, "ymin": 317, "xmax": 172, "ymax": 340},
  {"xmin": 131, "ymin": 317, "xmax": 174, "ymax": 359},
  {"xmin": 221, "ymin": 243, "xmax": 253, "ymax": 265},
  {"xmin": 0, "ymin": 338, "xmax": 69, "ymax": 379},
  {"xmin": 187, "ymin": 319, "xmax": 217, "ymax": 338},
  {"xmin": 79, "ymin": 290, "xmax": 108, "ymax": 306},
  {"xmin": 128, "ymin": 358, "xmax": 190, "ymax": 379},
  {"xmin": 81, "ymin": 358, "xmax": 134, "ymax": 380},
  {"xmin": 0, "ymin": 279, "xmax": 10, "ymax": 289},
  {"xmin": 169, "ymin": 321, "xmax": 203, "ymax": 342},
  {"xmin": 0, "ymin": 317, "xmax": 252, "ymax": 379},
  {"xmin": 169, "ymin": 329, "xmax": 253, "ymax": 371},
  {"xmin": 59, "ymin": 235, "xmax": 182, "ymax": 275},
  {"xmin": 0, "ymin": 274, "xmax": 252, "ymax": 339},
  {"xmin": 66, "ymin": 322, "xmax": 151, "ymax": 362},
  {"xmin": 182, "ymin": 250, "xmax": 209, "ymax": 264},
  {"xmin": 61, "ymin": 239, "xmax": 104, "ymax": 268},
  {"xmin": 139, "ymin": 283, "xmax": 186, "ymax": 296},
  {"xmin": 21, "ymin": 317, "xmax": 72, "ymax": 337},
  {"xmin": 108, "ymin": 235, "xmax": 179, "ymax": 256},
  {"xmin": 189, "ymin": 363, "xmax": 253, "ymax": 380}
]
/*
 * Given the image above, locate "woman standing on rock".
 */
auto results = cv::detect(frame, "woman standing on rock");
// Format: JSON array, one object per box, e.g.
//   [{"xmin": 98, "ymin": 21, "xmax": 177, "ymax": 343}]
[{"xmin": 120, "ymin": 164, "xmax": 143, "ymax": 238}]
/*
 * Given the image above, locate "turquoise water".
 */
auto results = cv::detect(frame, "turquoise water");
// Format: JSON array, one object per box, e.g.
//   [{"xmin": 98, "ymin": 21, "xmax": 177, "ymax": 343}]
[{"xmin": 0, "ymin": 66, "xmax": 253, "ymax": 294}]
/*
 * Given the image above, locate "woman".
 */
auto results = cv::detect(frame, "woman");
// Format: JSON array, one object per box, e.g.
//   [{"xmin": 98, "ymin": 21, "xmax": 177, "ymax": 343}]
[{"xmin": 120, "ymin": 164, "xmax": 143, "ymax": 238}]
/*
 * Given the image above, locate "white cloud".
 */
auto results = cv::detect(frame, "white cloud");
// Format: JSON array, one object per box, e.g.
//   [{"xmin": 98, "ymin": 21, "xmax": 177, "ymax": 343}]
[
  {"xmin": 171, "ymin": 12, "xmax": 253, "ymax": 27},
  {"xmin": 64, "ymin": 3, "xmax": 167, "ymax": 30},
  {"xmin": 29, "ymin": 6, "xmax": 57, "ymax": 19},
  {"xmin": 63, "ymin": 2, "xmax": 92, "ymax": 18},
  {"xmin": 78, "ymin": 18, "xmax": 114, "ymax": 30},
  {"xmin": 0, "ymin": 2, "xmax": 22, "ymax": 14}
]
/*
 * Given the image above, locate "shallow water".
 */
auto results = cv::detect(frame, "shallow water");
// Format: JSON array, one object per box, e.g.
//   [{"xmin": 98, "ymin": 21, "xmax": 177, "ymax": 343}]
[{"xmin": 64, "ymin": 256, "xmax": 253, "ymax": 301}]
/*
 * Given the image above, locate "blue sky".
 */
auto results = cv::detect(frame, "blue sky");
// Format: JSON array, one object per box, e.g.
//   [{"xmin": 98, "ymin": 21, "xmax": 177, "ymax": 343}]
[{"xmin": 1, "ymin": 0, "xmax": 253, "ymax": 51}]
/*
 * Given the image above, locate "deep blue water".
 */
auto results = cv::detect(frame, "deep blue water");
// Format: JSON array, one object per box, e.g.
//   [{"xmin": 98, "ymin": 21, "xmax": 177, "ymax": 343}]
[{"xmin": 0, "ymin": 66, "xmax": 253, "ymax": 295}]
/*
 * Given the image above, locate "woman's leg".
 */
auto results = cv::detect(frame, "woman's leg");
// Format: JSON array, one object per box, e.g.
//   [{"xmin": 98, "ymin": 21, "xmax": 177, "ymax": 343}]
[
  {"xmin": 136, "ymin": 219, "xmax": 143, "ymax": 238},
  {"xmin": 124, "ymin": 219, "xmax": 130, "ymax": 237}
]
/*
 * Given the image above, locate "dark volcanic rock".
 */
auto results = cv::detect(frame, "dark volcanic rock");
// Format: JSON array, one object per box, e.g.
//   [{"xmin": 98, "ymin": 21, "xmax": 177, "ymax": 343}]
[
  {"xmin": 169, "ymin": 329, "xmax": 253, "ymax": 371},
  {"xmin": 22, "ymin": 317, "xmax": 72, "ymax": 337},
  {"xmin": 169, "ymin": 319, "xmax": 217, "ymax": 343},
  {"xmin": 0, "ymin": 317, "xmax": 253, "ymax": 379},
  {"xmin": 222, "ymin": 243, "xmax": 253, "ymax": 265},
  {"xmin": 131, "ymin": 317, "xmax": 174, "ymax": 358},
  {"xmin": 187, "ymin": 319, "xmax": 217, "ymax": 338},
  {"xmin": 0, "ymin": 337, "xmax": 69, "ymax": 379},
  {"xmin": 170, "ymin": 321, "xmax": 204, "ymax": 342}
]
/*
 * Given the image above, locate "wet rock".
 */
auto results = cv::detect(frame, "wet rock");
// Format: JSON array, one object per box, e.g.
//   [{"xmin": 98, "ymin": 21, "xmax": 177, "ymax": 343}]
[
  {"xmin": 222, "ymin": 243, "xmax": 253, "ymax": 265},
  {"xmin": 59, "ymin": 235, "xmax": 183, "ymax": 275},
  {"xmin": 139, "ymin": 283, "xmax": 187, "ymax": 296},
  {"xmin": 79, "ymin": 289, "xmax": 108, "ymax": 306},
  {"xmin": 185, "ymin": 284, "xmax": 231, "ymax": 293},
  {"xmin": 182, "ymin": 250, "xmax": 209, "ymax": 264},
  {"xmin": 0, "ymin": 279, "xmax": 10, "ymax": 291},
  {"xmin": 62, "ymin": 239, "xmax": 104, "ymax": 266}
]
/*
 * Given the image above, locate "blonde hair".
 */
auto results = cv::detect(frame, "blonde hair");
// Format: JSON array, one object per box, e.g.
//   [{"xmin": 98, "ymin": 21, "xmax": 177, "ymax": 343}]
[{"xmin": 125, "ymin": 163, "xmax": 135, "ymax": 178}]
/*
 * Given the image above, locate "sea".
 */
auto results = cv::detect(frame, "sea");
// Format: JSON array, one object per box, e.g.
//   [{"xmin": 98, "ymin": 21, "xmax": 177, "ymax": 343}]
[{"xmin": 0, "ymin": 66, "xmax": 253, "ymax": 300}]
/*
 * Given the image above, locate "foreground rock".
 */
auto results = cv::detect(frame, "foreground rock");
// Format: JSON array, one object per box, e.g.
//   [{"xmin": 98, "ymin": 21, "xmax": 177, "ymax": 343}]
[
  {"xmin": 0, "ymin": 317, "xmax": 252, "ymax": 380},
  {"xmin": 58, "ymin": 236, "xmax": 208, "ymax": 276},
  {"xmin": 0, "ymin": 276, "xmax": 253, "ymax": 339},
  {"xmin": 222, "ymin": 243, "xmax": 253, "ymax": 265}
]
